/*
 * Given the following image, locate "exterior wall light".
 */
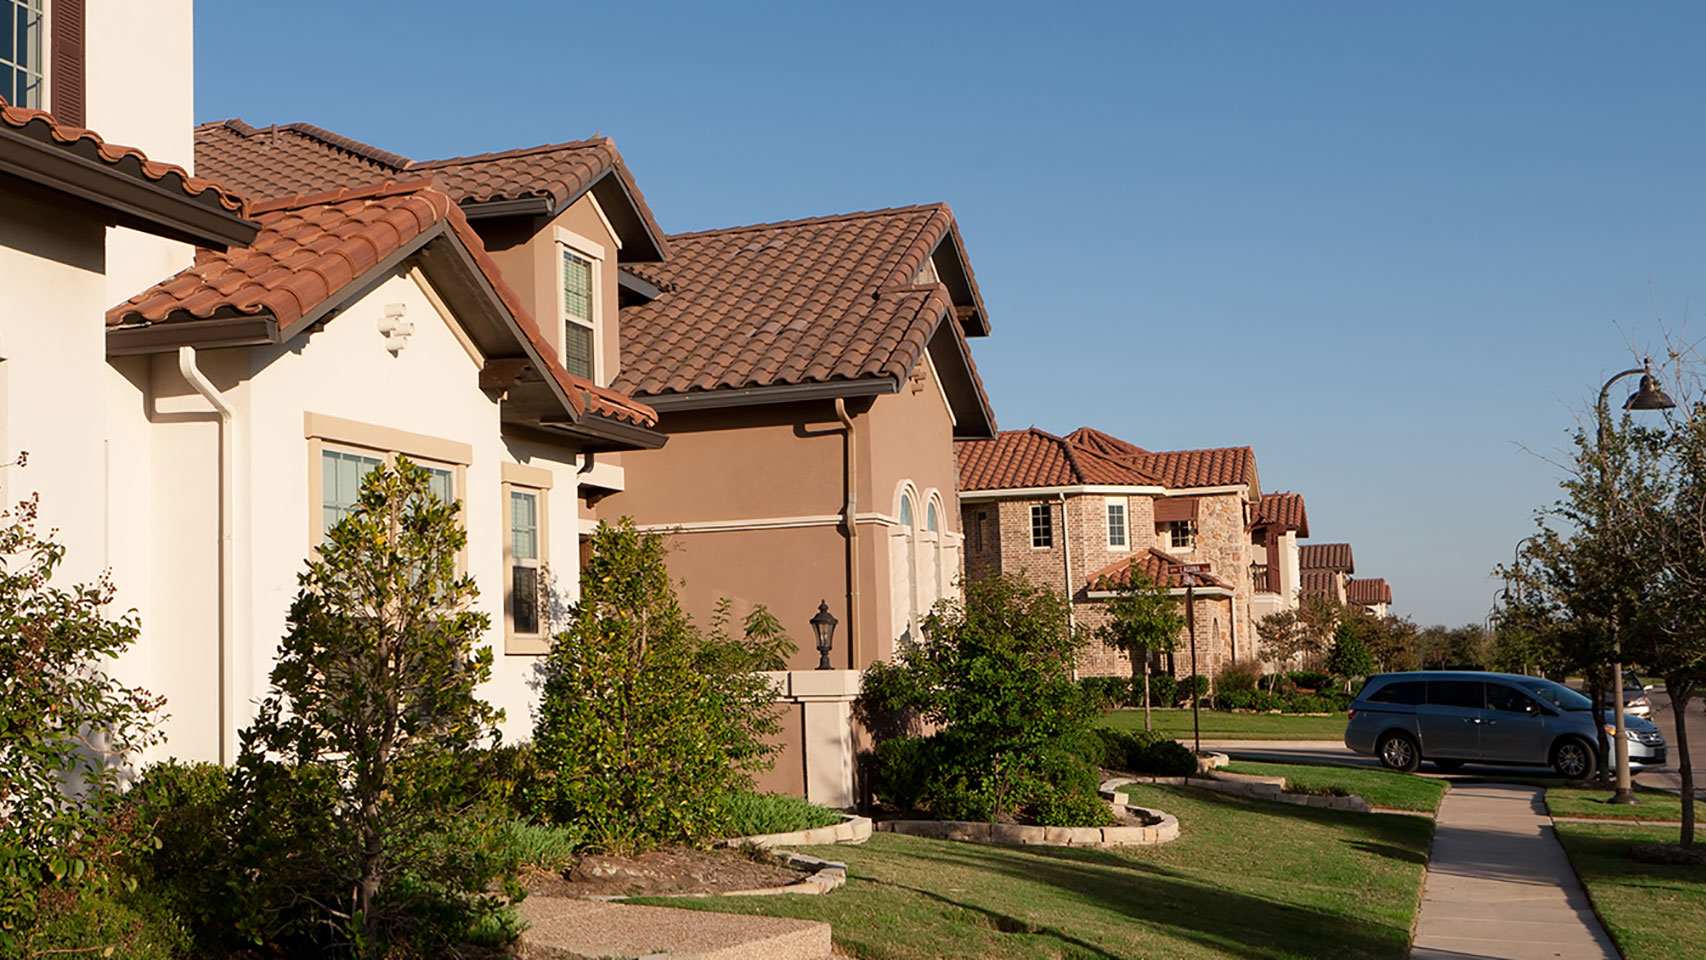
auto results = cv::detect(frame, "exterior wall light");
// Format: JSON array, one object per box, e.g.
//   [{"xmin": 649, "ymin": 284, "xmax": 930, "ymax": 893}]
[{"xmin": 811, "ymin": 600, "xmax": 838, "ymax": 670}]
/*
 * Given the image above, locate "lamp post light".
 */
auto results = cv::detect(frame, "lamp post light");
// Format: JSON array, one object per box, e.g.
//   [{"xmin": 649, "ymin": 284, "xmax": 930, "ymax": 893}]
[
  {"xmin": 811, "ymin": 600, "xmax": 839, "ymax": 671},
  {"xmin": 1595, "ymin": 360, "xmax": 1674, "ymax": 805}
]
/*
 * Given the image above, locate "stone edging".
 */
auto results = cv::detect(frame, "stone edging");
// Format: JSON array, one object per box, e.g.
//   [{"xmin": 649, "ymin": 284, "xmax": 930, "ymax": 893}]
[
  {"xmin": 592, "ymin": 851, "xmax": 849, "ymax": 901},
  {"xmin": 717, "ymin": 814, "xmax": 872, "ymax": 849},
  {"xmin": 1104, "ymin": 771, "xmax": 1374, "ymax": 813},
  {"xmin": 876, "ymin": 803, "xmax": 1180, "ymax": 848}
]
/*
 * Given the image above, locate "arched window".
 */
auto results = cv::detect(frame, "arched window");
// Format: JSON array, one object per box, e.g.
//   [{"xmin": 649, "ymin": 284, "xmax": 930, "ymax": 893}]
[
  {"xmin": 926, "ymin": 502, "xmax": 939, "ymax": 532},
  {"xmin": 899, "ymin": 494, "xmax": 914, "ymax": 528}
]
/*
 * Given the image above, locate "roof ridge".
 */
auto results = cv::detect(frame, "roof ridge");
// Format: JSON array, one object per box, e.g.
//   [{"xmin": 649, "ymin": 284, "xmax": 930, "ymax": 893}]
[
  {"xmin": 1147, "ymin": 444, "xmax": 1256, "ymax": 457},
  {"xmin": 667, "ymin": 202, "xmax": 950, "ymax": 241},
  {"xmin": 247, "ymin": 177, "xmax": 443, "ymax": 215},
  {"xmin": 194, "ymin": 118, "xmax": 413, "ymax": 169},
  {"xmin": 411, "ymin": 136, "xmax": 610, "ymax": 169}
]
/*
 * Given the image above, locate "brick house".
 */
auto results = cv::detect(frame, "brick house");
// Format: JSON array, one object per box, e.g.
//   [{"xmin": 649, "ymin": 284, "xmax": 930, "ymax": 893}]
[{"xmin": 957, "ymin": 426, "xmax": 1265, "ymax": 684}]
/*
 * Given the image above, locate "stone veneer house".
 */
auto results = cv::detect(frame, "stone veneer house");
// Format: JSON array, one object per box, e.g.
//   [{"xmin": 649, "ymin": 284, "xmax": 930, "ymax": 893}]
[{"xmin": 956, "ymin": 426, "xmax": 1267, "ymax": 683}]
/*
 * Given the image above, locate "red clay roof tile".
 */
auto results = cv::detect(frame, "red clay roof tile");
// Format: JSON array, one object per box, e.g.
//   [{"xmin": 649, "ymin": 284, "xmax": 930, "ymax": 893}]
[
  {"xmin": 1347, "ymin": 578, "xmax": 1392, "ymax": 606},
  {"xmin": 2, "ymin": 96, "xmax": 246, "ymax": 215},
  {"xmin": 106, "ymin": 179, "xmax": 656, "ymax": 429},
  {"xmin": 1087, "ymin": 548, "xmax": 1234, "ymax": 592},
  {"xmin": 1063, "ymin": 426, "xmax": 1257, "ymax": 491},
  {"xmin": 1252, "ymin": 491, "xmax": 1309, "ymax": 536},
  {"xmin": 957, "ymin": 428, "xmax": 1162, "ymax": 491},
  {"xmin": 1300, "ymin": 543, "xmax": 1354, "ymax": 573}
]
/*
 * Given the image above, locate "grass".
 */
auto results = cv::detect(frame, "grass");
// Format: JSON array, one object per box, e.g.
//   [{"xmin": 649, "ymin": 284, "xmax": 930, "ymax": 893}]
[
  {"xmin": 635, "ymin": 783, "xmax": 1433, "ymax": 959},
  {"xmin": 1554, "ymin": 821, "xmax": 1706, "ymax": 960},
  {"xmin": 718, "ymin": 789, "xmax": 842, "ymax": 837},
  {"xmin": 1547, "ymin": 783, "xmax": 1701, "ymax": 822},
  {"xmin": 1221, "ymin": 761, "xmax": 1448, "ymax": 813},
  {"xmin": 1098, "ymin": 707, "xmax": 1347, "ymax": 741}
]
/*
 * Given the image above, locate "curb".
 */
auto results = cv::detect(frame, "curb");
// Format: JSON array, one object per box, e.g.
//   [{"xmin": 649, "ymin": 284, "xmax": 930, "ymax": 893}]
[
  {"xmin": 1105, "ymin": 772, "xmax": 1373, "ymax": 813},
  {"xmin": 876, "ymin": 802, "xmax": 1180, "ymax": 848}
]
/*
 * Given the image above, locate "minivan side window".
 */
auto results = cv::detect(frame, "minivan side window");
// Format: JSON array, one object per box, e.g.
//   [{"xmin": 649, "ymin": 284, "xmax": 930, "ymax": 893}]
[
  {"xmin": 1427, "ymin": 680, "xmax": 1485, "ymax": 710},
  {"xmin": 1486, "ymin": 683, "xmax": 1542, "ymax": 714},
  {"xmin": 1368, "ymin": 681, "xmax": 1425, "ymax": 705}
]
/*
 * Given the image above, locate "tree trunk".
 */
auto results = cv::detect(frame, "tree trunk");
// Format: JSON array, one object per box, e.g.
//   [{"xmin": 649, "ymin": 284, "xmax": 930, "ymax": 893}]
[
  {"xmin": 1589, "ymin": 665, "xmax": 1610, "ymax": 785},
  {"xmin": 1142, "ymin": 654, "xmax": 1152, "ymax": 732},
  {"xmin": 1671, "ymin": 680, "xmax": 1695, "ymax": 849}
]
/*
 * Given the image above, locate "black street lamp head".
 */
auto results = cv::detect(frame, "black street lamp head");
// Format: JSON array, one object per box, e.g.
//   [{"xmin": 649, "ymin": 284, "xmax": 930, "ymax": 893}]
[
  {"xmin": 1624, "ymin": 372, "xmax": 1676, "ymax": 411},
  {"xmin": 811, "ymin": 600, "xmax": 838, "ymax": 670}
]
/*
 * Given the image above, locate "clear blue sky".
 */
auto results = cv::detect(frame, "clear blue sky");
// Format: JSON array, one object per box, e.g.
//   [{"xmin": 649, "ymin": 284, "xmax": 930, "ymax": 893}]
[{"xmin": 197, "ymin": 2, "xmax": 1706, "ymax": 627}]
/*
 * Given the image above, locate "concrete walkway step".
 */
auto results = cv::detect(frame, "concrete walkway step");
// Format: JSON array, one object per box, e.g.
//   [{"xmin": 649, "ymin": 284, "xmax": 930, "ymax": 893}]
[{"xmin": 518, "ymin": 896, "xmax": 832, "ymax": 960}]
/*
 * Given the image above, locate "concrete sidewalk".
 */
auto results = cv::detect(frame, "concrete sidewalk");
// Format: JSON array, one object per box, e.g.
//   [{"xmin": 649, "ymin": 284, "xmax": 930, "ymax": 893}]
[{"xmin": 1412, "ymin": 783, "xmax": 1617, "ymax": 960}]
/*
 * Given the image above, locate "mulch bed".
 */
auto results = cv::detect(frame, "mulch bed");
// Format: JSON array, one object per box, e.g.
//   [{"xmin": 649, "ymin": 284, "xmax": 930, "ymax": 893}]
[
  {"xmin": 1630, "ymin": 842, "xmax": 1706, "ymax": 867},
  {"xmin": 529, "ymin": 847, "xmax": 814, "ymax": 899}
]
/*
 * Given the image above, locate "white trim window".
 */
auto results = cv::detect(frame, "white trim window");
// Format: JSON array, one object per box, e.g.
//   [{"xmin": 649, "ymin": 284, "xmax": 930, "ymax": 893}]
[
  {"xmin": 509, "ymin": 488, "xmax": 543, "ymax": 637},
  {"xmin": 318, "ymin": 445, "xmax": 456, "ymax": 542},
  {"xmin": 561, "ymin": 248, "xmax": 594, "ymax": 379},
  {"xmin": 1106, "ymin": 499, "xmax": 1128, "ymax": 549},
  {"xmin": 2, "ymin": 1, "xmax": 43, "ymax": 109},
  {"xmin": 1030, "ymin": 503, "xmax": 1053, "ymax": 549},
  {"xmin": 1168, "ymin": 519, "xmax": 1195, "ymax": 550}
]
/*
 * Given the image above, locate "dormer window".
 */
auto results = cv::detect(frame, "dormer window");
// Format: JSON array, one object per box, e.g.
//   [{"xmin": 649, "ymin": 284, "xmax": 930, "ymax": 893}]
[
  {"xmin": 561, "ymin": 249, "xmax": 594, "ymax": 379},
  {"xmin": 3, "ymin": 0, "xmax": 43, "ymax": 108}
]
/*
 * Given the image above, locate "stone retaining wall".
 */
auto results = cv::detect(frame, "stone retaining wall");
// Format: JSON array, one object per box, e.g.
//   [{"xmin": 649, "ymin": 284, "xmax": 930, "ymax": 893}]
[
  {"xmin": 719, "ymin": 814, "xmax": 873, "ymax": 849},
  {"xmin": 1103, "ymin": 771, "xmax": 1373, "ymax": 813},
  {"xmin": 877, "ymin": 807, "xmax": 1180, "ymax": 847}
]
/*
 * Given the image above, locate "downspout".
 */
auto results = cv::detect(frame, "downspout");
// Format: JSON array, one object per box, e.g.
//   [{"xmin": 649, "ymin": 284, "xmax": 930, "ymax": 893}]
[
  {"xmin": 177, "ymin": 347, "xmax": 235, "ymax": 766},
  {"xmin": 1059, "ymin": 493, "xmax": 1077, "ymax": 680},
  {"xmin": 834, "ymin": 399, "xmax": 860, "ymax": 669}
]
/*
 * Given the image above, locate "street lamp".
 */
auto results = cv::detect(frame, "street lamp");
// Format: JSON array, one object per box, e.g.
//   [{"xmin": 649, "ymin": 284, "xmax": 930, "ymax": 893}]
[
  {"xmin": 1595, "ymin": 359, "xmax": 1674, "ymax": 805},
  {"xmin": 811, "ymin": 600, "xmax": 839, "ymax": 670}
]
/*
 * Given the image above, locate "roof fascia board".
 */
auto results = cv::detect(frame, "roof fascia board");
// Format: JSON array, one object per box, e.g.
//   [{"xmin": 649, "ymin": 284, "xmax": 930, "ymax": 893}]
[
  {"xmin": 106, "ymin": 314, "xmax": 279, "ymax": 356},
  {"xmin": 923, "ymin": 311, "xmax": 996, "ymax": 438},
  {"xmin": 586, "ymin": 168, "xmax": 666, "ymax": 262},
  {"xmin": 1159, "ymin": 484, "xmax": 1249, "ymax": 497},
  {"xmin": 641, "ymin": 377, "xmax": 898, "ymax": 413},
  {"xmin": 0, "ymin": 128, "xmax": 258, "ymax": 248},
  {"xmin": 959, "ymin": 484, "xmax": 1168, "ymax": 500},
  {"xmin": 1087, "ymin": 586, "xmax": 1235, "ymax": 601},
  {"xmin": 616, "ymin": 268, "xmax": 663, "ymax": 302},
  {"xmin": 538, "ymin": 413, "xmax": 667, "ymax": 451},
  {"xmin": 459, "ymin": 196, "xmax": 553, "ymax": 220}
]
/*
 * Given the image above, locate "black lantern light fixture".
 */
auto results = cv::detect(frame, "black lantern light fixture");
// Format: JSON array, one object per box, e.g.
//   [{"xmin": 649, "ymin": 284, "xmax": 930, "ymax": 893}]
[{"xmin": 811, "ymin": 600, "xmax": 838, "ymax": 670}]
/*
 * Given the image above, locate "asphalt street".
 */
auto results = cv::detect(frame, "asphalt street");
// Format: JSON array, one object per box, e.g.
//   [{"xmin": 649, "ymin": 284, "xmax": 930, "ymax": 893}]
[{"xmin": 1642, "ymin": 685, "xmax": 1706, "ymax": 800}]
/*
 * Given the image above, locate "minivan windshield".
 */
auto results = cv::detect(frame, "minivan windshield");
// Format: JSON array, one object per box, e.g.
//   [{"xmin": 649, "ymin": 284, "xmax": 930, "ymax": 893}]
[{"xmin": 1513, "ymin": 677, "xmax": 1594, "ymax": 712}]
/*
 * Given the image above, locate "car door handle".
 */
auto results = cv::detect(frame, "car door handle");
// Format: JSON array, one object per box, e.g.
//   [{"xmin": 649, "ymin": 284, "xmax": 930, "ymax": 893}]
[{"xmin": 1462, "ymin": 717, "xmax": 1482, "ymax": 724}]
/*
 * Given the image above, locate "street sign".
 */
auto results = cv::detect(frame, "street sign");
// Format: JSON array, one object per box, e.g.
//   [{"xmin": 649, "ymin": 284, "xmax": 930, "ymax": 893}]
[{"xmin": 1167, "ymin": 563, "xmax": 1211, "ymax": 575}]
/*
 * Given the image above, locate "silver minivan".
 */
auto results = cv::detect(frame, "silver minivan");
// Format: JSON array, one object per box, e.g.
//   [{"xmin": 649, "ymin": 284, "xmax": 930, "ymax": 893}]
[{"xmin": 1344, "ymin": 671, "xmax": 1667, "ymax": 777}]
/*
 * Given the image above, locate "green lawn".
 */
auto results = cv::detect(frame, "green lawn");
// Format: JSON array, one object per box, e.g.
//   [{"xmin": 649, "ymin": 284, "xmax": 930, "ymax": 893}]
[
  {"xmin": 637, "ymin": 783, "xmax": 1432, "ymax": 959},
  {"xmin": 1554, "ymin": 821, "xmax": 1706, "ymax": 960},
  {"xmin": 1547, "ymin": 783, "xmax": 1700, "ymax": 822},
  {"xmin": 1221, "ymin": 761, "xmax": 1448, "ymax": 813},
  {"xmin": 1097, "ymin": 708, "xmax": 1347, "ymax": 741}
]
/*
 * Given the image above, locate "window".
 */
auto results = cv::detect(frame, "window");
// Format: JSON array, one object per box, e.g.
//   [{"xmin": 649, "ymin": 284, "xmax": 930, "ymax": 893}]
[
  {"xmin": 1030, "ymin": 503, "xmax": 1053, "ymax": 548},
  {"xmin": 2, "ymin": 1, "xmax": 43, "ymax": 109},
  {"xmin": 970, "ymin": 509, "xmax": 985, "ymax": 553},
  {"xmin": 321, "ymin": 448, "xmax": 383, "ymax": 533},
  {"xmin": 510, "ymin": 490, "xmax": 541, "ymax": 636},
  {"xmin": 562, "ymin": 249, "xmax": 594, "ymax": 379},
  {"xmin": 1106, "ymin": 500, "xmax": 1127, "ymax": 549},
  {"xmin": 899, "ymin": 494, "xmax": 913, "ymax": 528},
  {"xmin": 1426, "ymin": 681, "xmax": 1485, "ymax": 710},
  {"xmin": 1486, "ymin": 683, "xmax": 1540, "ymax": 714},
  {"xmin": 1367, "ymin": 681, "xmax": 1426, "ymax": 706},
  {"xmin": 926, "ymin": 502, "xmax": 939, "ymax": 532},
  {"xmin": 1168, "ymin": 520, "xmax": 1194, "ymax": 550}
]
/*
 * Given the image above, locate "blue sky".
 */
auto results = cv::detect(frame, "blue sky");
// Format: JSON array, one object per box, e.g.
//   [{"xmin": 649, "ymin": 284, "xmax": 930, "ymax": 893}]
[{"xmin": 198, "ymin": 2, "xmax": 1706, "ymax": 626}]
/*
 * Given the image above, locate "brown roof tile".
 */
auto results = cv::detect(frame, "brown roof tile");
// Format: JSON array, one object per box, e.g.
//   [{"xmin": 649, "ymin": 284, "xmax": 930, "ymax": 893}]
[
  {"xmin": 1064, "ymin": 427, "xmax": 1149, "ymax": 458},
  {"xmin": 1300, "ymin": 569, "xmax": 1340, "ymax": 599},
  {"xmin": 614, "ymin": 204, "xmax": 985, "ymax": 400},
  {"xmin": 106, "ymin": 179, "xmax": 656, "ymax": 429},
  {"xmin": 1300, "ymin": 543, "xmax": 1355, "ymax": 573},
  {"xmin": 1347, "ymin": 578, "xmax": 1392, "ymax": 607},
  {"xmin": 1252, "ymin": 492, "xmax": 1309, "ymax": 536},
  {"xmin": 957, "ymin": 428, "xmax": 1161, "ymax": 491},
  {"xmin": 194, "ymin": 120, "xmax": 666, "ymax": 259},
  {"xmin": 1063, "ymin": 426, "xmax": 1256, "ymax": 491},
  {"xmin": 3, "ymin": 96, "xmax": 247, "ymax": 215},
  {"xmin": 1088, "ymin": 548, "xmax": 1234, "ymax": 592}
]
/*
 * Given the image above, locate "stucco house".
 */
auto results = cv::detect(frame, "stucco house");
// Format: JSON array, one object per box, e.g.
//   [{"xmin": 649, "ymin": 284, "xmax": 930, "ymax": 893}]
[
  {"xmin": 956, "ymin": 426, "xmax": 1266, "ymax": 684},
  {"xmin": 1248, "ymin": 491, "xmax": 1309, "ymax": 620},
  {"xmin": 1300, "ymin": 542, "xmax": 1354, "ymax": 606},
  {"xmin": 1347, "ymin": 577, "xmax": 1393, "ymax": 617}
]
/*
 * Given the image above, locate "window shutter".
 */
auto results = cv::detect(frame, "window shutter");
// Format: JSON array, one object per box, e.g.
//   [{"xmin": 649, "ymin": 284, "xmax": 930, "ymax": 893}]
[{"xmin": 50, "ymin": 0, "xmax": 82, "ymax": 125}]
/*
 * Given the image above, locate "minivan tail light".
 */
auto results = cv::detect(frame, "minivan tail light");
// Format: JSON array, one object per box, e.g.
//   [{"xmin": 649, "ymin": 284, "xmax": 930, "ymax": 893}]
[{"xmin": 1347, "ymin": 709, "xmax": 1356, "ymax": 720}]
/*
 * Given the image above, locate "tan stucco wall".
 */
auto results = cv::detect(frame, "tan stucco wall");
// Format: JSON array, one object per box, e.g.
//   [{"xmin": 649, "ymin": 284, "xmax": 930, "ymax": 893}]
[{"xmin": 752, "ymin": 701, "xmax": 808, "ymax": 797}]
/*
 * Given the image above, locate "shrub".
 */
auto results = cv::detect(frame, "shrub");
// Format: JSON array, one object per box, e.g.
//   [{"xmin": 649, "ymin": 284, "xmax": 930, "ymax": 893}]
[
  {"xmin": 493, "ymin": 820, "xmax": 581, "ymax": 874},
  {"xmin": 869, "ymin": 735, "xmax": 936, "ymax": 811},
  {"xmin": 19, "ymin": 887, "xmax": 191, "ymax": 960},
  {"xmin": 717, "ymin": 791, "xmax": 841, "ymax": 837},
  {"xmin": 1286, "ymin": 670, "xmax": 1332, "ymax": 691},
  {"xmin": 1139, "ymin": 739, "xmax": 1199, "ymax": 777},
  {"xmin": 1081, "ymin": 728, "xmax": 1195, "ymax": 776},
  {"xmin": 1216, "ymin": 689, "xmax": 1255, "ymax": 711},
  {"xmin": 532, "ymin": 520, "xmax": 789, "ymax": 852},
  {"xmin": 124, "ymin": 761, "xmax": 234, "ymax": 946},
  {"xmin": 1179, "ymin": 674, "xmax": 1210, "ymax": 704},
  {"xmin": 1078, "ymin": 675, "xmax": 1133, "ymax": 710},
  {"xmin": 1217, "ymin": 659, "xmax": 1263, "ymax": 695},
  {"xmin": 1148, "ymin": 675, "xmax": 1179, "ymax": 708},
  {"xmin": 0, "ymin": 483, "xmax": 164, "ymax": 948}
]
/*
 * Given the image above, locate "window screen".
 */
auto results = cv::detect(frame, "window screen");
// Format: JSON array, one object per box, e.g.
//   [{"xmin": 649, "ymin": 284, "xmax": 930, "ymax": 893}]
[
  {"xmin": 1030, "ymin": 504, "xmax": 1053, "ymax": 548},
  {"xmin": 321, "ymin": 449, "xmax": 383, "ymax": 534},
  {"xmin": 2, "ymin": 1, "xmax": 43, "ymax": 109},
  {"xmin": 510, "ymin": 490, "xmax": 540, "ymax": 635},
  {"xmin": 562, "ymin": 249, "xmax": 595, "ymax": 379}
]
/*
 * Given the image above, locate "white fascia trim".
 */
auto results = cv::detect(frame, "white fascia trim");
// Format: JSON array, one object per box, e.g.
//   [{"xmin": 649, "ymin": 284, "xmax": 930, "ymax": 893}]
[
  {"xmin": 585, "ymin": 192, "xmax": 623, "ymax": 251},
  {"xmin": 1158, "ymin": 485, "xmax": 1250, "ymax": 497},
  {"xmin": 960, "ymin": 484, "xmax": 1167, "ymax": 501},
  {"xmin": 922, "ymin": 348, "xmax": 955, "ymax": 428}
]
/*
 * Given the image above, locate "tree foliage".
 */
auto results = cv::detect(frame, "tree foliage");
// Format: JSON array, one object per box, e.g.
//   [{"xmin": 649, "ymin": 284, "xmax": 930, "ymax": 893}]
[
  {"xmin": 0, "ymin": 482, "xmax": 164, "ymax": 949},
  {"xmin": 236, "ymin": 459, "xmax": 504, "ymax": 953},
  {"xmin": 1325, "ymin": 614, "xmax": 1374, "ymax": 691},
  {"xmin": 531, "ymin": 519, "xmax": 789, "ymax": 853},
  {"xmin": 1094, "ymin": 566, "xmax": 1182, "ymax": 728}
]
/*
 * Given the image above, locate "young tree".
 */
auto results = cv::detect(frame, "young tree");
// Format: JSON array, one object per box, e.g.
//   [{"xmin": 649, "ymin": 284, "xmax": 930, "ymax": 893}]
[
  {"xmin": 1325, "ymin": 613, "xmax": 1374, "ymax": 693},
  {"xmin": 237, "ymin": 459, "xmax": 501, "ymax": 952},
  {"xmin": 1094, "ymin": 566, "xmax": 1183, "ymax": 730},
  {"xmin": 531, "ymin": 520, "xmax": 788, "ymax": 852},
  {"xmin": 1256, "ymin": 611, "xmax": 1320, "ymax": 688},
  {"xmin": 0, "ymin": 482, "xmax": 164, "ymax": 947},
  {"xmin": 1295, "ymin": 594, "xmax": 1342, "ymax": 671}
]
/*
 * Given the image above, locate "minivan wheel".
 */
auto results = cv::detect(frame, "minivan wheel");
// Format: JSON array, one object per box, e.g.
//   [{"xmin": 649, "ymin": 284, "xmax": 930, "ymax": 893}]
[
  {"xmin": 1552, "ymin": 737, "xmax": 1598, "ymax": 781},
  {"xmin": 1377, "ymin": 732, "xmax": 1421, "ymax": 773}
]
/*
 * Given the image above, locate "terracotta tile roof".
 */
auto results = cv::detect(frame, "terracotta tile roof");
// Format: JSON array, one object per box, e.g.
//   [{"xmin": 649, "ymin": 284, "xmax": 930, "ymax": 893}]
[
  {"xmin": 957, "ymin": 428, "xmax": 1161, "ymax": 491},
  {"xmin": 194, "ymin": 120, "xmax": 666, "ymax": 259},
  {"xmin": 1252, "ymin": 492, "xmax": 1309, "ymax": 536},
  {"xmin": 1300, "ymin": 543, "xmax": 1355, "ymax": 573},
  {"xmin": 2, "ymin": 96, "xmax": 247, "ymax": 215},
  {"xmin": 1062, "ymin": 426, "xmax": 1256, "ymax": 492},
  {"xmin": 1064, "ymin": 427, "xmax": 1149, "ymax": 458},
  {"xmin": 106, "ymin": 179, "xmax": 656, "ymax": 429},
  {"xmin": 614, "ymin": 204, "xmax": 985, "ymax": 400},
  {"xmin": 1300, "ymin": 569, "xmax": 1340, "ymax": 599},
  {"xmin": 1088, "ymin": 548, "xmax": 1234, "ymax": 592},
  {"xmin": 1347, "ymin": 578, "xmax": 1392, "ymax": 607}
]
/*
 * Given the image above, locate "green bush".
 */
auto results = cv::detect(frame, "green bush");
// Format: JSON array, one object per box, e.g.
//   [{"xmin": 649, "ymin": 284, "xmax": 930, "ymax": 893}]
[
  {"xmin": 1140, "ymin": 739, "xmax": 1199, "ymax": 776},
  {"xmin": 1077, "ymin": 675, "xmax": 1133, "ymax": 710},
  {"xmin": 493, "ymin": 820, "xmax": 581, "ymax": 874},
  {"xmin": 717, "ymin": 791, "xmax": 841, "ymax": 837},
  {"xmin": 1179, "ymin": 674, "xmax": 1210, "ymax": 705},
  {"xmin": 1148, "ymin": 675, "xmax": 1179, "ymax": 707},
  {"xmin": 1082, "ymin": 728, "xmax": 1195, "ymax": 776},
  {"xmin": 870, "ymin": 735, "xmax": 937, "ymax": 811},
  {"xmin": 1216, "ymin": 659, "xmax": 1263, "ymax": 695},
  {"xmin": 1216, "ymin": 689, "xmax": 1254, "ymax": 710},
  {"xmin": 1287, "ymin": 670, "xmax": 1332, "ymax": 690},
  {"xmin": 19, "ymin": 887, "xmax": 191, "ymax": 960}
]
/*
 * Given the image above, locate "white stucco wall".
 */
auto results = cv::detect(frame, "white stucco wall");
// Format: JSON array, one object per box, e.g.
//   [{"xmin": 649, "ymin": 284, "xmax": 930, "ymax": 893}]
[{"xmin": 132, "ymin": 268, "xmax": 589, "ymax": 759}]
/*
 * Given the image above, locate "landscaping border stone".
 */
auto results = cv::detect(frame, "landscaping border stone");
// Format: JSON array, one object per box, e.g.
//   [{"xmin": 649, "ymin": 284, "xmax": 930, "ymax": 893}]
[
  {"xmin": 591, "ymin": 851, "xmax": 850, "ymax": 901},
  {"xmin": 875, "ymin": 803, "xmax": 1180, "ymax": 848},
  {"xmin": 1104, "ymin": 771, "xmax": 1374, "ymax": 813},
  {"xmin": 717, "ymin": 814, "xmax": 872, "ymax": 849}
]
